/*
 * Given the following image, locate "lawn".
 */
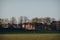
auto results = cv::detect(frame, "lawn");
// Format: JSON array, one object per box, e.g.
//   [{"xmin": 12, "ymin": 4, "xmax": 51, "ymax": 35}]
[{"xmin": 0, "ymin": 34, "xmax": 60, "ymax": 40}]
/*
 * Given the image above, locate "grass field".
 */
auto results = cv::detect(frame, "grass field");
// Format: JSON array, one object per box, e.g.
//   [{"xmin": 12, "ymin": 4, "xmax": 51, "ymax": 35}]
[{"xmin": 0, "ymin": 34, "xmax": 60, "ymax": 40}]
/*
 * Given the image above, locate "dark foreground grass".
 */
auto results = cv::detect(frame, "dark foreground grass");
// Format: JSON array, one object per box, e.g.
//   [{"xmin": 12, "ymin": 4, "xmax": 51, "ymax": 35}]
[{"xmin": 0, "ymin": 34, "xmax": 60, "ymax": 40}]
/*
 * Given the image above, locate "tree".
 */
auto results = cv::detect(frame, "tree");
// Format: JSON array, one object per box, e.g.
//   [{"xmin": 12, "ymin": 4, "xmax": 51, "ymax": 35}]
[
  {"xmin": 0, "ymin": 18, "xmax": 2, "ymax": 28},
  {"xmin": 24, "ymin": 16, "xmax": 28, "ymax": 23},
  {"xmin": 32, "ymin": 17, "xmax": 38, "ymax": 23},
  {"xmin": 10, "ymin": 17, "xmax": 17, "ymax": 28},
  {"xmin": 19, "ymin": 16, "xmax": 23, "ymax": 24},
  {"xmin": 18, "ymin": 16, "xmax": 23, "ymax": 28},
  {"xmin": 23, "ymin": 16, "xmax": 28, "ymax": 29}
]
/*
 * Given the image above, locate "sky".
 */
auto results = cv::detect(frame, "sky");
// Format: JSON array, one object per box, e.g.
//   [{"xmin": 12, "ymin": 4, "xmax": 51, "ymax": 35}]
[{"xmin": 0, "ymin": 0, "xmax": 60, "ymax": 20}]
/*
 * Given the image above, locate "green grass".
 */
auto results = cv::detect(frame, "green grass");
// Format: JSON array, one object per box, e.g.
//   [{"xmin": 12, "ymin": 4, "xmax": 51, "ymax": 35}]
[{"xmin": 0, "ymin": 34, "xmax": 60, "ymax": 40}]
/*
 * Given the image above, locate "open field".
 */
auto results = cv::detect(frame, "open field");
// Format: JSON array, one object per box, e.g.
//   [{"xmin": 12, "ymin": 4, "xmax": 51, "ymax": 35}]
[{"xmin": 0, "ymin": 34, "xmax": 60, "ymax": 40}]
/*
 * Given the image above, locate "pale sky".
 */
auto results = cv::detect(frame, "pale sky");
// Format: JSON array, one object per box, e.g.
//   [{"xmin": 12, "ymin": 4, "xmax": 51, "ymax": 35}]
[{"xmin": 0, "ymin": 0, "xmax": 60, "ymax": 20}]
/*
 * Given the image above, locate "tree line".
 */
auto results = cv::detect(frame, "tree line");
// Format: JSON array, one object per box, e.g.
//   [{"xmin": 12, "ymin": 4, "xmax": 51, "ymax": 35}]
[{"xmin": 0, "ymin": 16, "xmax": 60, "ymax": 31}]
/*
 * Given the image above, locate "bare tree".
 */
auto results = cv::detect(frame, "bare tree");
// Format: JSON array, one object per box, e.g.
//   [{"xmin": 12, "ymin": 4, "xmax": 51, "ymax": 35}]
[
  {"xmin": 10, "ymin": 17, "xmax": 17, "ymax": 28},
  {"xmin": 51, "ymin": 18, "xmax": 55, "ymax": 22},
  {"xmin": 23, "ymin": 16, "xmax": 28, "ymax": 28},
  {"xmin": 32, "ymin": 17, "xmax": 38, "ymax": 23},
  {"xmin": 18, "ymin": 16, "xmax": 23, "ymax": 28},
  {"xmin": 19, "ymin": 16, "xmax": 23, "ymax": 24},
  {"xmin": 24, "ymin": 16, "xmax": 28, "ymax": 23},
  {"xmin": 0, "ymin": 18, "xmax": 2, "ymax": 28}
]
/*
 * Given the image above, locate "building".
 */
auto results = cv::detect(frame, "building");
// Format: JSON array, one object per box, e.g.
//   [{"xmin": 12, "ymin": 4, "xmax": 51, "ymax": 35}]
[
  {"xmin": 22, "ymin": 22, "xmax": 35, "ymax": 30},
  {"xmin": 22, "ymin": 17, "xmax": 35, "ymax": 30},
  {"xmin": 53, "ymin": 21, "xmax": 60, "ymax": 30},
  {"xmin": 2, "ymin": 18, "xmax": 9, "ymax": 28}
]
